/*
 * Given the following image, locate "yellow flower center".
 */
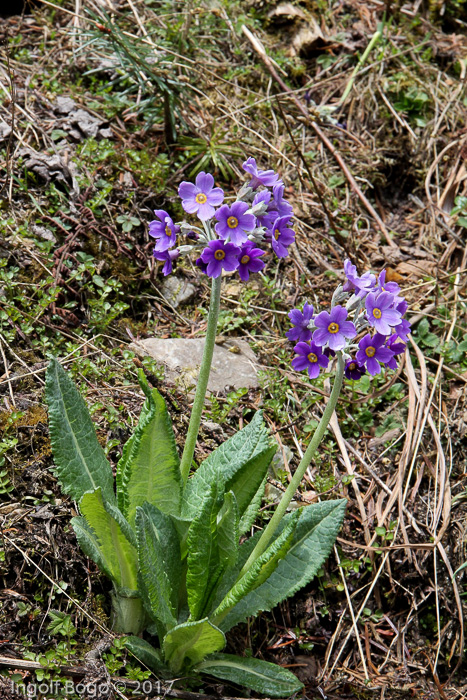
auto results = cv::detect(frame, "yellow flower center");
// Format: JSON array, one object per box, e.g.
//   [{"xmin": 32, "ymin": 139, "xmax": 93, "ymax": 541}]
[
  {"xmin": 195, "ymin": 193, "xmax": 207, "ymax": 204},
  {"xmin": 227, "ymin": 216, "xmax": 238, "ymax": 229},
  {"xmin": 274, "ymin": 229, "xmax": 280, "ymax": 240},
  {"xmin": 328, "ymin": 322, "xmax": 339, "ymax": 334},
  {"xmin": 348, "ymin": 362, "xmax": 356, "ymax": 371},
  {"xmin": 165, "ymin": 225, "xmax": 172, "ymax": 237},
  {"xmin": 240, "ymin": 255, "xmax": 250, "ymax": 264},
  {"xmin": 365, "ymin": 347, "xmax": 376, "ymax": 358},
  {"xmin": 214, "ymin": 249, "xmax": 225, "ymax": 261},
  {"xmin": 373, "ymin": 308, "xmax": 382, "ymax": 319},
  {"xmin": 307, "ymin": 352, "xmax": 318, "ymax": 363}
]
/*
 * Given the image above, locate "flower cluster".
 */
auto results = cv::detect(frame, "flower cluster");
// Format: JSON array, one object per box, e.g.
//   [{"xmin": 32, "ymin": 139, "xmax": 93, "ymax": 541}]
[
  {"xmin": 288, "ymin": 261, "xmax": 411, "ymax": 381},
  {"xmin": 149, "ymin": 159, "xmax": 295, "ymax": 280}
]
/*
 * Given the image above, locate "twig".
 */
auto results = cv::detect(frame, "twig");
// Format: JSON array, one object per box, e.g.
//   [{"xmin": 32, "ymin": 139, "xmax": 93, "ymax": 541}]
[
  {"xmin": 274, "ymin": 97, "xmax": 343, "ymax": 246},
  {"xmin": 0, "ymin": 34, "xmax": 16, "ymax": 200}
]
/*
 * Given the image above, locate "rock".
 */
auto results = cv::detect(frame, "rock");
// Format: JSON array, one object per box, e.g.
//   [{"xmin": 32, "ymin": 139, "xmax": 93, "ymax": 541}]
[
  {"xmin": 54, "ymin": 96, "xmax": 76, "ymax": 114},
  {"xmin": 19, "ymin": 148, "xmax": 80, "ymax": 199},
  {"xmin": 0, "ymin": 120, "xmax": 12, "ymax": 140},
  {"xmin": 71, "ymin": 109, "xmax": 102, "ymax": 138},
  {"xmin": 161, "ymin": 276, "xmax": 196, "ymax": 308},
  {"xmin": 31, "ymin": 224, "xmax": 57, "ymax": 243},
  {"xmin": 130, "ymin": 337, "xmax": 260, "ymax": 394}
]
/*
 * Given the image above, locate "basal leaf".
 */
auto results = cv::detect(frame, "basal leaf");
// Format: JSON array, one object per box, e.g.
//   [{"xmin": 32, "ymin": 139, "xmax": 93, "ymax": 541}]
[
  {"xmin": 117, "ymin": 372, "xmax": 181, "ymax": 526},
  {"xmin": 136, "ymin": 504, "xmax": 180, "ymax": 630},
  {"xmin": 163, "ymin": 618, "xmax": 225, "ymax": 673},
  {"xmin": 197, "ymin": 653, "xmax": 303, "ymax": 698},
  {"xmin": 45, "ymin": 358, "xmax": 115, "ymax": 505},
  {"xmin": 182, "ymin": 411, "xmax": 273, "ymax": 520},
  {"xmin": 78, "ymin": 489, "xmax": 138, "ymax": 591},
  {"xmin": 201, "ymin": 492, "xmax": 240, "ymax": 617},
  {"xmin": 211, "ymin": 512, "xmax": 298, "ymax": 626},
  {"xmin": 220, "ymin": 499, "xmax": 347, "ymax": 632},
  {"xmin": 124, "ymin": 636, "xmax": 171, "ymax": 677},
  {"xmin": 186, "ymin": 480, "xmax": 223, "ymax": 620},
  {"xmin": 71, "ymin": 516, "xmax": 115, "ymax": 582},
  {"xmin": 217, "ymin": 491, "xmax": 239, "ymax": 571},
  {"xmin": 228, "ymin": 446, "xmax": 276, "ymax": 518},
  {"xmin": 238, "ymin": 472, "xmax": 267, "ymax": 535}
]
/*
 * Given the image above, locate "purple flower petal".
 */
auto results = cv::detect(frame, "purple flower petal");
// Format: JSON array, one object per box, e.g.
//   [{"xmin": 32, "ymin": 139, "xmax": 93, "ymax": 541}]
[{"xmin": 195, "ymin": 171, "xmax": 214, "ymax": 192}]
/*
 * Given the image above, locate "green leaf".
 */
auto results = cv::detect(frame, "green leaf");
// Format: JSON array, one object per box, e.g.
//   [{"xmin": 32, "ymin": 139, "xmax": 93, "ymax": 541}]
[
  {"xmin": 197, "ymin": 654, "xmax": 303, "ymax": 698},
  {"xmin": 45, "ymin": 358, "xmax": 115, "ymax": 505},
  {"xmin": 186, "ymin": 480, "xmax": 223, "ymax": 620},
  {"xmin": 217, "ymin": 491, "xmax": 239, "ymax": 570},
  {"xmin": 163, "ymin": 618, "xmax": 225, "ymax": 673},
  {"xmin": 238, "ymin": 472, "xmax": 267, "ymax": 535},
  {"xmin": 124, "ymin": 636, "xmax": 171, "ymax": 677},
  {"xmin": 229, "ymin": 446, "xmax": 276, "ymax": 518},
  {"xmin": 71, "ymin": 517, "xmax": 115, "ymax": 582},
  {"xmin": 78, "ymin": 489, "xmax": 138, "ymax": 590},
  {"xmin": 211, "ymin": 512, "xmax": 298, "ymax": 626},
  {"xmin": 136, "ymin": 503, "xmax": 181, "ymax": 630},
  {"xmin": 117, "ymin": 371, "xmax": 181, "ymax": 526},
  {"xmin": 182, "ymin": 411, "xmax": 273, "ymax": 520},
  {"xmin": 220, "ymin": 500, "xmax": 347, "ymax": 632},
  {"xmin": 200, "ymin": 492, "xmax": 240, "ymax": 617}
]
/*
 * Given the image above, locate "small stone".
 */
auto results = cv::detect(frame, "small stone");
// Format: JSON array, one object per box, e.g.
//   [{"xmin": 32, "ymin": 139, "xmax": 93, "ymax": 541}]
[
  {"xmin": 54, "ymin": 96, "xmax": 76, "ymax": 114},
  {"xmin": 31, "ymin": 224, "xmax": 57, "ymax": 243},
  {"xmin": 161, "ymin": 276, "xmax": 196, "ymax": 308},
  {"xmin": 71, "ymin": 109, "xmax": 101, "ymax": 138},
  {"xmin": 130, "ymin": 337, "xmax": 260, "ymax": 394},
  {"xmin": 0, "ymin": 121, "xmax": 12, "ymax": 140}
]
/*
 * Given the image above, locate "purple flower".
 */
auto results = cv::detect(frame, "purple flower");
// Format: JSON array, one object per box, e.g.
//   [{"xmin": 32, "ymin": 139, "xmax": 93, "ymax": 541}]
[
  {"xmin": 292, "ymin": 341, "xmax": 329, "ymax": 379},
  {"xmin": 178, "ymin": 172, "xmax": 224, "ymax": 221},
  {"xmin": 386, "ymin": 334, "xmax": 406, "ymax": 370},
  {"xmin": 313, "ymin": 305, "xmax": 357, "ymax": 351},
  {"xmin": 376, "ymin": 269, "xmax": 403, "ymax": 301},
  {"xmin": 365, "ymin": 292, "xmax": 402, "ymax": 335},
  {"xmin": 356, "ymin": 333, "xmax": 394, "ymax": 376},
  {"xmin": 342, "ymin": 259, "xmax": 375, "ymax": 298},
  {"xmin": 242, "ymin": 157, "xmax": 283, "ymax": 189},
  {"xmin": 270, "ymin": 216, "xmax": 295, "ymax": 258},
  {"xmin": 215, "ymin": 201, "xmax": 255, "ymax": 246},
  {"xmin": 394, "ymin": 317, "xmax": 411, "ymax": 342},
  {"xmin": 396, "ymin": 299, "xmax": 408, "ymax": 315},
  {"xmin": 153, "ymin": 248, "xmax": 180, "ymax": 276},
  {"xmin": 344, "ymin": 359, "xmax": 366, "ymax": 380},
  {"xmin": 199, "ymin": 240, "xmax": 240, "ymax": 278},
  {"xmin": 252, "ymin": 190, "xmax": 277, "ymax": 230},
  {"xmin": 272, "ymin": 184, "xmax": 293, "ymax": 218},
  {"xmin": 195, "ymin": 256, "xmax": 208, "ymax": 274},
  {"xmin": 286, "ymin": 302, "xmax": 314, "ymax": 342},
  {"xmin": 149, "ymin": 210, "xmax": 179, "ymax": 252},
  {"xmin": 237, "ymin": 242, "xmax": 265, "ymax": 281}
]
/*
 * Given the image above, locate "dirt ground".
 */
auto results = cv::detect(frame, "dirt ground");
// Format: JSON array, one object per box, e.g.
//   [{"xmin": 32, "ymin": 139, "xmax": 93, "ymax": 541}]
[{"xmin": 1, "ymin": 0, "xmax": 467, "ymax": 699}]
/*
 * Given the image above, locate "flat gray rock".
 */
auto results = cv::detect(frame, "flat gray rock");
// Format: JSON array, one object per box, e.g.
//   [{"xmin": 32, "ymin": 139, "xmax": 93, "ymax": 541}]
[{"xmin": 130, "ymin": 337, "xmax": 260, "ymax": 394}]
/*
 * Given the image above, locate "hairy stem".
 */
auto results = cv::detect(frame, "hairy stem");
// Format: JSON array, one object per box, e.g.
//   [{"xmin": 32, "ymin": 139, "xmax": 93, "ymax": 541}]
[
  {"xmin": 110, "ymin": 589, "xmax": 146, "ymax": 635},
  {"xmin": 180, "ymin": 276, "xmax": 222, "ymax": 484},
  {"xmin": 238, "ymin": 352, "xmax": 345, "ymax": 577}
]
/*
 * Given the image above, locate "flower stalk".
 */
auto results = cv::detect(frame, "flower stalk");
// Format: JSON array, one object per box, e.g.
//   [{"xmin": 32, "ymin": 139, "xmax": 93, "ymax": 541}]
[
  {"xmin": 238, "ymin": 352, "xmax": 345, "ymax": 577},
  {"xmin": 179, "ymin": 275, "xmax": 222, "ymax": 484}
]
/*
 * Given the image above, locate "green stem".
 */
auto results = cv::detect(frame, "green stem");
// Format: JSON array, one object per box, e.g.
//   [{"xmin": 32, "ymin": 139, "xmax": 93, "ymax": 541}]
[
  {"xmin": 180, "ymin": 276, "xmax": 222, "ymax": 484},
  {"xmin": 337, "ymin": 27, "xmax": 383, "ymax": 107},
  {"xmin": 110, "ymin": 589, "xmax": 146, "ymax": 635},
  {"xmin": 238, "ymin": 352, "xmax": 345, "ymax": 578}
]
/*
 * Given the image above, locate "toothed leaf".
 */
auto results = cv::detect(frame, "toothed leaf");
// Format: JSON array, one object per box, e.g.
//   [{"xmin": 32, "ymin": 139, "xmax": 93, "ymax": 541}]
[{"xmin": 45, "ymin": 358, "xmax": 115, "ymax": 505}]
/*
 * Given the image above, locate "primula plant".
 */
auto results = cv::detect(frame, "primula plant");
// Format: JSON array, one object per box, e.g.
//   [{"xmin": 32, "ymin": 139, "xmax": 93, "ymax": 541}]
[{"xmin": 45, "ymin": 159, "xmax": 410, "ymax": 697}]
